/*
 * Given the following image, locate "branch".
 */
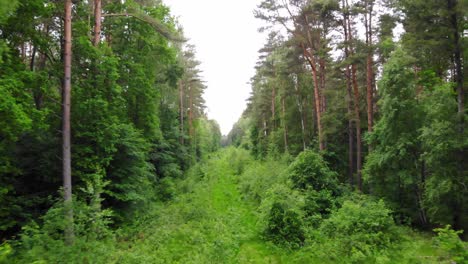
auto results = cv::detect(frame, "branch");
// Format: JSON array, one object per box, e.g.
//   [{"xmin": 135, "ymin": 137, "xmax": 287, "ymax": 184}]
[{"xmin": 102, "ymin": 11, "xmax": 185, "ymax": 42}]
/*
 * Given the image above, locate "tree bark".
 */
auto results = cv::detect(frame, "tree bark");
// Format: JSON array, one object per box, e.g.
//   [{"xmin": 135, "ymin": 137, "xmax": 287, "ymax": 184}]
[
  {"xmin": 365, "ymin": 0, "xmax": 374, "ymax": 151},
  {"xmin": 93, "ymin": 0, "xmax": 102, "ymax": 46},
  {"xmin": 302, "ymin": 45, "xmax": 324, "ymax": 151},
  {"xmin": 271, "ymin": 86, "xmax": 276, "ymax": 130},
  {"xmin": 448, "ymin": 0, "xmax": 464, "ymax": 231},
  {"xmin": 179, "ymin": 80, "xmax": 184, "ymax": 145},
  {"xmin": 294, "ymin": 75, "xmax": 307, "ymax": 151},
  {"xmin": 346, "ymin": 0, "xmax": 362, "ymax": 191},
  {"xmin": 281, "ymin": 95, "xmax": 288, "ymax": 152},
  {"xmin": 188, "ymin": 84, "xmax": 194, "ymax": 144},
  {"xmin": 63, "ymin": 0, "xmax": 74, "ymax": 245},
  {"xmin": 342, "ymin": 0, "xmax": 355, "ymax": 186},
  {"xmin": 301, "ymin": 14, "xmax": 325, "ymax": 151}
]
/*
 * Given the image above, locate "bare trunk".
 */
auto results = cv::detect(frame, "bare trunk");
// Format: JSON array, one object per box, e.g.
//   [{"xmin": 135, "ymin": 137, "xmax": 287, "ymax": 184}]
[
  {"xmin": 352, "ymin": 66, "xmax": 362, "ymax": 191},
  {"xmin": 294, "ymin": 76, "xmax": 307, "ymax": 151},
  {"xmin": 188, "ymin": 85, "xmax": 193, "ymax": 143},
  {"xmin": 343, "ymin": 0, "xmax": 355, "ymax": 186},
  {"xmin": 418, "ymin": 160, "xmax": 428, "ymax": 225},
  {"xmin": 179, "ymin": 80, "xmax": 184, "ymax": 145},
  {"xmin": 346, "ymin": 1, "xmax": 362, "ymax": 191},
  {"xmin": 365, "ymin": 1, "xmax": 374, "ymax": 151},
  {"xmin": 63, "ymin": 0, "xmax": 74, "ymax": 245},
  {"xmin": 448, "ymin": 0, "xmax": 464, "ymax": 231},
  {"xmin": 305, "ymin": 52, "xmax": 324, "ymax": 151},
  {"xmin": 93, "ymin": 0, "xmax": 102, "ymax": 46},
  {"xmin": 30, "ymin": 45, "xmax": 37, "ymax": 71},
  {"xmin": 319, "ymin": 58, "xmax": 327, "ymax": 114},
  {"xmin": 21, "ymin": 43, "xmax": 26, "ymax": 62},
  {"xmin": 271, "ymin": 86, "xmax": 276, "ymax": 130},
  {"xmin": 281, "ymin": 96, "xmax": 288, "ymax": 152},
  {"xmin": 301, "ymin": 21, "xmax": 324, "ymax": 151}
]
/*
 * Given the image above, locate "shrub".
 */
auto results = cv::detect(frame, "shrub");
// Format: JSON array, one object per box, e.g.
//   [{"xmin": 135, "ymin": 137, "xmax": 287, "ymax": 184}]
[
  {"xmin": 320, "ymin": 196, "xmax": 401, "ymax": 260},
  {"xmin": 238, "ymin": 159, "xmax": 288, "ymax": 205},
  {"xmin": 10, "ymin": 199, "xmax": 115, "ymax": 263},
  {"xmin": 303, "ymin": 189, "xmax": 339, "ymax": 227},
  {"xmin": 288, "ymin": 150, "xmax": 339, "ymax": 193},
  {"xmin": 265, "ymin": 202, "xmax": 305, "ymax": 248},
  {"xmin": 433, "ymin": 225, "xmax": 468, "ymax": 263}
]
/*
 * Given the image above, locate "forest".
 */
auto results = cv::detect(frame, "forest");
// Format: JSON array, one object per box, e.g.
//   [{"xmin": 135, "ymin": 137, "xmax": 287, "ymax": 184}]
[{"xmin": 0, "ymin": 0, "xmax": 467, "ymax": 263}]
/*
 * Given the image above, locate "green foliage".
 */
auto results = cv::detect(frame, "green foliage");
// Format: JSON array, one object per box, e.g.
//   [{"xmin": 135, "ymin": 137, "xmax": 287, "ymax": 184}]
[
  {"xmin": 0, "ymin": 242, "xmax": 12, "ymax": 263},
  {"xmin": 288, "ymin": 150, "xmax": 339, "ymax": 192},
  {"xmin": 265, "ymin": 202, "xmax": 305, "ymax": 248},
  {"xmin": 303, "ymin": 189, "xmax": 339, "ymax": 226},
  {"xmin": 320, "ymin": 196, "xmax": 401, "ymax": 262},
  {"xmin": 238, "ymin": 156, "xmax": 287, "ymax": 204},
  {"xmin": 5, "ymin": 148, "xmax": 460, "ymax": 263},
  {"xmin": 420, "ymin": 82, "xmax": 468, "ymax": 230},
  {"xmin": 364, "ymin": 48, "xmax": 425, "ymax": 223},
  {"xmin": 433, "ymin": 226, "xmax": 468, "ymax": 263},
  {"xmin": 11, "ymin": 199, "xmax": 115, "ymax": 263}
]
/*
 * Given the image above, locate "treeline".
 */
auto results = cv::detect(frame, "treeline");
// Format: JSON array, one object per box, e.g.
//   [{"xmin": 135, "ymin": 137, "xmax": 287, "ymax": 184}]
[
  {"xmin": 0, "ymin": 0, "xmax": 220, "ymax": 242},
  {"xmin": 228, "ymin": 0, "xmax": 467, "ymax": 234}
]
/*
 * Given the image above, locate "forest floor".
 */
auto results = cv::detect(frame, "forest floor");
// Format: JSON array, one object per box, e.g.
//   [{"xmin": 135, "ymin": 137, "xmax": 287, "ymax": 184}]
[
  {"xmin": 111, "ymin": 149, "xmax": 287, "ymax": 263},
  {"xmin": 107, "ymin": 148, "xmax": 451, "ymax": 264},
  {"xmin": 8, "ymin": 148, "xmax": 462, "ymax": 263}
]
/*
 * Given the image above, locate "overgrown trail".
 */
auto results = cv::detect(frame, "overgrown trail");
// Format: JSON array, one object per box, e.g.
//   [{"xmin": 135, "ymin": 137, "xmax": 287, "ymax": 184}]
[{"xmin": 115, "ymin": 148, "xmax": 284, "ymax": 263}]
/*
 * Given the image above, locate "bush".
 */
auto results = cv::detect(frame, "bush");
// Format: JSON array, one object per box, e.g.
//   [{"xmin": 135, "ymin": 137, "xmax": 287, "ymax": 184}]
[
  {"xmin": 433, "ymin": 225, "xmax": 468, "ymax": 263},
  {"xmin": 288, "ymin": 150, "xmax": 339, "ymax": 193},
  {"xmin": 320, "ymin": 196, "xmax": 401, "ymax": 260},
  {"xmin": 238, "ymin": 159, "xmax": 288, "ymax": 205},
  {"xmin": 265, "ymin": 202, "xmax": 305, "ymax": 248},
  {"xmin": 10, "ymin": 199, "xmax": 115, "ymax": 263},
  {"xmin": 303, "ymin": 189, "xmax": 339, "ymax": 227}
]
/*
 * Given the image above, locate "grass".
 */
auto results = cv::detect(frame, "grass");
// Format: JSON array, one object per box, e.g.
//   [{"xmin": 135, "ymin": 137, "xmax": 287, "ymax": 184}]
[
  {"xmin": 108, "ymin": 148, "xmax": 288, "ymax": 263},
  {"xmin": 8, "ymin": 147, "xmax": 463, "ymax": 263},
  {"xmin": 111, "ymin": 147, "xmax": 459, "ymax": 263}
]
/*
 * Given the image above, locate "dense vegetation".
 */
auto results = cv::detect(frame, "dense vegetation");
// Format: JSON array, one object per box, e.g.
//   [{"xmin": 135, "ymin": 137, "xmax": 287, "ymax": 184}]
[
  {"xmin": 0, "ymin": 0, "xmax": 220, "ymax": 251},
  {"xmin": 228, "ymin": 0, "xmax": 467, "ymax": 236},
  {"xmin": 0, "ymin": 0, "xmax": 467, "ymax": 263},
  {"xmin": 3, "ymin": 148, "xmax": 466, "ymax": 263}
]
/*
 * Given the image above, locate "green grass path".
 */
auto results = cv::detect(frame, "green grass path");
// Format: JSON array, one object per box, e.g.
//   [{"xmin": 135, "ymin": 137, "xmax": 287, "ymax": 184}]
[
  {"xmin": 115, "ymin": 149, "xmax": 285, "ymax": 263},
  {"xmin": 114, "ymin": 149, "xmax": 448, "ymax": 264},
  {"xmin": 205, "ymin": 152, "xmax": 282, "ymax": 263}
]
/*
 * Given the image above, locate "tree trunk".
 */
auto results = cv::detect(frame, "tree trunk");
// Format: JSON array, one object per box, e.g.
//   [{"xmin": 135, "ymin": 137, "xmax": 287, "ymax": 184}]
[
  {"xmin": 448, "ymin": 0, "xmax": 464, "ymax": 231},
  {"xmin": 346, "ymin": 0, "xmax": 362, "ymax": 191},
  {"xmin": 93, "ymin": 0, "xmax": 102, "ymax": 46},
  {"xmin": 342, "ymin": 0, "xmax": 355, "ymax": 186},
  {"xmin": 301, "ymin": 17, "xmax": 324, "ymax": 151},
  {"xmin": 294, "ymin": 76, "xmax": 307, "ymax": 151},
  {"xmin": 303, "ymin": 49, "xmax": 324, "ymax": 151},
  {"xmin": 365, "ymin": 0, "xmax": 374, "ymax": 151},
  {"xmin": 351, "ymin": 63, "xmax": 362, "ymax": 192},
  {"xmin": 63, "ymin": 0, "xmax": 74, "ymax": 245},
  {"xmin": 319, "ymin": 58, "xmax": 327, "ymax": 115},
  {"xmin": 188, "ymin": 84, "xmax": 193, "ymax": 143},
  {"xmin": 271, "ymin": 86, "xmax": 276, "ymax": 130},
  {"xmin": 179, "ymin": 80, "xmax": 184, "ymax": 145},
  {"xmin": 418, "ymin": 160, "xmax": 428, "ymax": 226},
  {"xmin": 281, "ymin": 96, "xmax": 288, "ymax": 152}
]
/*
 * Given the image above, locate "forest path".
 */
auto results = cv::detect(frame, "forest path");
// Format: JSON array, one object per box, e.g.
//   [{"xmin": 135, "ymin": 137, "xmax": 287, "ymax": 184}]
[
  {"xmin": 115, "ymin": 148, "xmax": 285, "ymax": 263},
  {"xmin": 204, "ymin": 151, "xmax": 282, "ymax": 263},
  {"xmin": 205, "ymin": 150, "xmax": 281, "ymax": 263}
]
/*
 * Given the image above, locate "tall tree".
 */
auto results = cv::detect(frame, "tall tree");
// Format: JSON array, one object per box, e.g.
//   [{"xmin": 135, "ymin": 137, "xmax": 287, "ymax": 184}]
[
  {"xmin": 255, "ymin": 0, "xmax": 338, "ymax": 151},
  {"xmin": 363, "ymin": 0, "xmax": 375, "ymax": 146},
  {"xmin": 93, "ymin": 0, "xmax": 102, "ymax": 46},
  {"xmin": 63, "ymin": 0, "xmax": 74, "ymax": 244}
]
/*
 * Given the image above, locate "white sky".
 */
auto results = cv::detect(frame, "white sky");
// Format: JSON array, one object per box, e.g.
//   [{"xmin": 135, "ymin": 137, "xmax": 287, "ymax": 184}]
[{"xmin": 165, "ymin": 0, "xmax": 267, "ymax": 135}]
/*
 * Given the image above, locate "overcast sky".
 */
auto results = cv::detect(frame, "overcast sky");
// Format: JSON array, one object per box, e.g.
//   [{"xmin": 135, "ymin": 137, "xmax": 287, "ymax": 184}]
[{"xmin": 165, "ymin": 0, "xmax": 267, "ymax": 135}]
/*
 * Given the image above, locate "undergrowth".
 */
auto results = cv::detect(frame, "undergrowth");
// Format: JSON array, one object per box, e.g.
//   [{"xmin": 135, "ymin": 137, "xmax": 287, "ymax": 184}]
[{"xmin": 3, "ymin": 148, "xmax": 466, "ymax": 263}]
